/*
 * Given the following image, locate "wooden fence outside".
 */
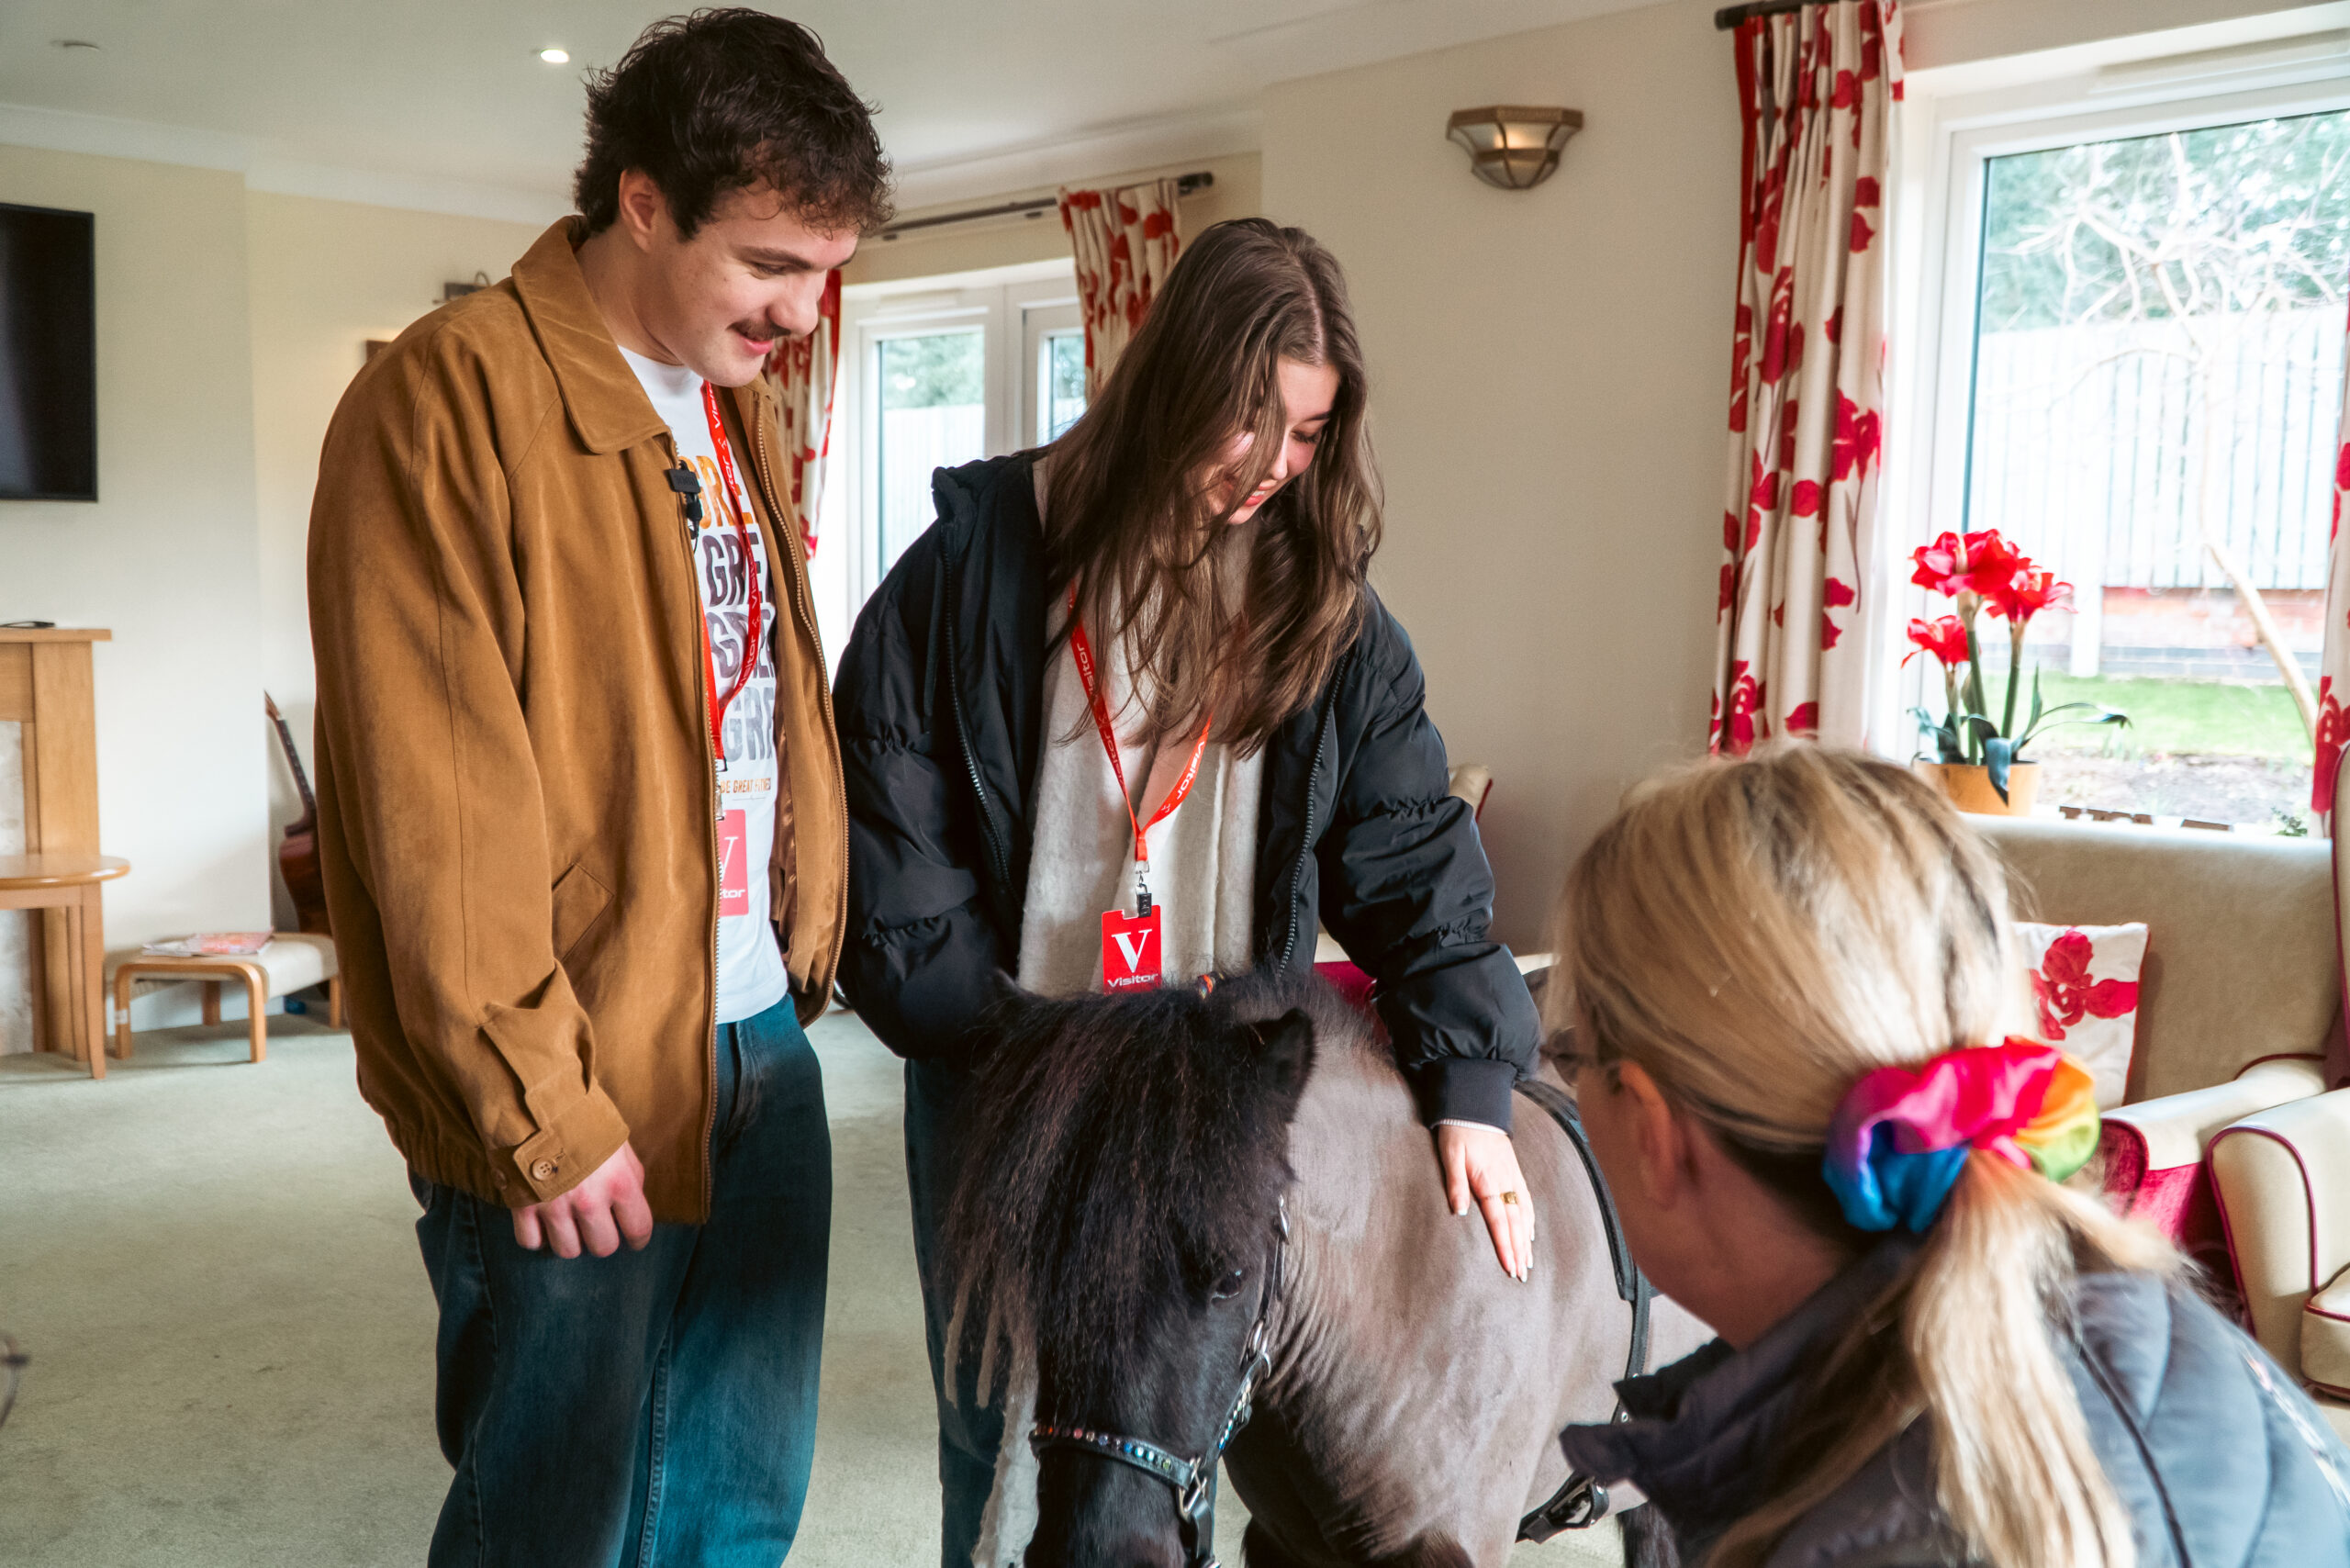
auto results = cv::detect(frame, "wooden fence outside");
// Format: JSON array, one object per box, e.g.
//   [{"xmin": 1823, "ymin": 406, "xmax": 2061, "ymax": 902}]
[{"xmin": 1966, "ymin": 305, "xmax": 2344, "ymax": 596}]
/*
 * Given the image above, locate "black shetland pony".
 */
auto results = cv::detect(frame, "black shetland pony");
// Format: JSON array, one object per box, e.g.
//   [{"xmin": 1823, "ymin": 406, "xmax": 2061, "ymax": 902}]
[{"xmin": 943, "ymin": 971, "xmax": 1698, "ymax": 1568}]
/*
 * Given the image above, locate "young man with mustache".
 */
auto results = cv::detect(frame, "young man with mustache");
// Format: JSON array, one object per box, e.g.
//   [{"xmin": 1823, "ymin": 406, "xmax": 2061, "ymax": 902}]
[{"xmin": 306, "ymin": 13, "xmax": 888, "ymax": 1564}]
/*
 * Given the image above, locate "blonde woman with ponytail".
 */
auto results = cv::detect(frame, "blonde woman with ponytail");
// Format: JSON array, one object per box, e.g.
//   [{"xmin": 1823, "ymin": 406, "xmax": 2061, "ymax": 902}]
[{"xmin": 1551, "ymin": 745, "xmax": 2350, "ymax": 1568}]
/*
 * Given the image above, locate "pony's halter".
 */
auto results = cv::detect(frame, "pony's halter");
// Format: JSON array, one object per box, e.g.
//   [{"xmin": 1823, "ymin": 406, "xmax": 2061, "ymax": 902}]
[{"xmin": 1028, "ymin": 1195, "xmax": 1289, "ymax": 1568}]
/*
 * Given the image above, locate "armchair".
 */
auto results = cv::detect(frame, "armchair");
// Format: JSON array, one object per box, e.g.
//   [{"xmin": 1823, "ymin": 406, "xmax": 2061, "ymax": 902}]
[
  {"xmin": 1975, "ymin": 805, "xmax": 2349, "ymax": 1439},
  {"xmin": 2211, "ymin": 1089, "xmax": 2350, "ymax": 1437}
]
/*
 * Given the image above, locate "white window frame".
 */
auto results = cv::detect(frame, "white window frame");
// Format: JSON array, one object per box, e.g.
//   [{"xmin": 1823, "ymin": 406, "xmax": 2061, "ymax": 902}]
[
  {"xmin": 1881, "ymin": 29, "xmax": 2350, "ymax": 749},
  {"xmin": 811, "ymin": 259, "xmax": 1080, "ymax": 662},
  {"xmin": 1024, "ymin": 302, "xmax": 1087, "ymax": 445}
]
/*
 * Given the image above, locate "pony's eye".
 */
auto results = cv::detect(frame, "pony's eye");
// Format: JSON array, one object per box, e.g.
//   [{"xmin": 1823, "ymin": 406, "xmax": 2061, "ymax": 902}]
[{"xmin": 1210, "ymin": 1268, "xmax": 1247, "ymax": 1302}]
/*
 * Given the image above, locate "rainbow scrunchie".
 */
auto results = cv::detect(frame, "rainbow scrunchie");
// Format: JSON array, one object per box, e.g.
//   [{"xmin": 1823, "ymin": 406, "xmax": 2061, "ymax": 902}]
[{"xmin": 1821, "ymin": 1039, "xmax": 2099, "ymax": 1233}]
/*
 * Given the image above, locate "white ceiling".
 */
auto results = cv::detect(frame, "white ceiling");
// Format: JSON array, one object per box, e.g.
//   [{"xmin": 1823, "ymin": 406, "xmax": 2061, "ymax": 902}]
[{"xmin": 0, "ymin": 0, "xmax": 1671, "ymax": 221}]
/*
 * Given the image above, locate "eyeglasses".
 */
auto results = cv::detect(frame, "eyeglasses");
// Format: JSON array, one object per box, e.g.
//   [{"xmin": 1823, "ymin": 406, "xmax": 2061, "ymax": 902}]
[
  {"xmin": 0, "ymin": 1334, "xmax": 24, "ymax": 1431},
  {"xmin": 1546, "ymin": 1027, "xmax": 1597, "ymax": 1087}
]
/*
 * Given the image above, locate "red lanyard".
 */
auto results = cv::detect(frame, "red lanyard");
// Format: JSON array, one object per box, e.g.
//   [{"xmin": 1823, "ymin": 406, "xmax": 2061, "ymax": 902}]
[
  {"xmin": 695, "ymin": 381, "xmax": 763, "ymax": 776},
  {"xmin": 1066, "ymin": 587, "xmax": 1211, "ymax": 912}
]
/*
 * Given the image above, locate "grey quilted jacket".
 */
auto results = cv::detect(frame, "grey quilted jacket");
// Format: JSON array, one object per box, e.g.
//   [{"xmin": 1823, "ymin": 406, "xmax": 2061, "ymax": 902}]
[{"xmin": 1561, "ymin": 1240, "xmax": 2350, "ymax": 1567}]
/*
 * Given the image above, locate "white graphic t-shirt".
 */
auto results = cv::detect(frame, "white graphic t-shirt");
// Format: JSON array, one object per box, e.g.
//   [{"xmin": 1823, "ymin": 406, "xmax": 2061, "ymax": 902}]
[{"xmin": 621, "ymin": 347, "xmax": 789, "ymax": 1025}]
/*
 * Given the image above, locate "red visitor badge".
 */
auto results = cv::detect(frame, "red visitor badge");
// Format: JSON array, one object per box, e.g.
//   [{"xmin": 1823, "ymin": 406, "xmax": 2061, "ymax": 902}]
[
  {"xmin": 1101, "ymin": 905, "xmax": 1163, "ymax": 992},
  {"xmin": 718, "ymin": 808, "xmax": 750, "ymax": 917},
  {"xmin": 1069, "ymin": 584, "xmax": 1204, "ymax": 1000}
]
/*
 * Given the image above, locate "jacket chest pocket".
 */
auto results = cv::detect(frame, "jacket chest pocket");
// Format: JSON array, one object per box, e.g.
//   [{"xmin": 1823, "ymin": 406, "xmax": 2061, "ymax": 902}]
[{"xmin": 551, "ymin": 862, "xmax": 614, "ymax": 968}]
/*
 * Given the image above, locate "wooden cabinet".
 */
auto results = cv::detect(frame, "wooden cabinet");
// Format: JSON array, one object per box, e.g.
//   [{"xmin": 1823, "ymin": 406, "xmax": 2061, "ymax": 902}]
[{"xmin": 1, "ymin": 627, "xmax": 111, "ymax": 1058}]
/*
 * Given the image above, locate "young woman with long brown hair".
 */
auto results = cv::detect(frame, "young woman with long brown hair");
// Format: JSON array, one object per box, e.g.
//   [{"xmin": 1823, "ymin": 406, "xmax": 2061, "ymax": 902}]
[
  {"xmin": 833, "ymin": 218, "xmax": 1541, "ymax": 1562},
  {"xmin": 1550, "ymin": 745, "xmax": 2350, "ymax": 1568}
]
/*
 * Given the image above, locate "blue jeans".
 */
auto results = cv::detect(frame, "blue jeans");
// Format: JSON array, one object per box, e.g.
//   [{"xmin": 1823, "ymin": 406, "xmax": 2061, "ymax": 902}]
[
  {"xmin": 904, "ymin": 1058, "xmax": 1003, "ymax": 1568},
  {"xmin": 411, "ymin": 998, "xmax": 831, "ymax": 1568}
]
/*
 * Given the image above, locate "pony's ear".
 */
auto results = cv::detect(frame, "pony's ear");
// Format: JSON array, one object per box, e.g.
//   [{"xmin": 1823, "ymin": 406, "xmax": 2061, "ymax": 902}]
[{"xmin": 1248, "ymin": 1007, "xmax": 1317, "ymax": 1114}]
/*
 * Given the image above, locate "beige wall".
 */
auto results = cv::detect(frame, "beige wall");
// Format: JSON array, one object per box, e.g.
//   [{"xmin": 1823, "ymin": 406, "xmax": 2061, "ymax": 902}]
[
  {"xmin": 0, "ymin": 146, "xmax": 543, "ymax": 1047},
  {"xmin": 844, "ymin": 151, "xmax": 1262, "ymax": 286},
  {"xmin": 1261, "ymin": 0, "xmax": 1742, "ymax": 949},
  {"xmin": 0, "ymin": 145, "xmax": 266, "ymax": 1046},
  {"xmin": 1258, "ymin": 0, "xmax": 2316, "ymax": 948},
  {"xmin": 244, "ymin": 191, "xmax": 544, "ymax": 924}
]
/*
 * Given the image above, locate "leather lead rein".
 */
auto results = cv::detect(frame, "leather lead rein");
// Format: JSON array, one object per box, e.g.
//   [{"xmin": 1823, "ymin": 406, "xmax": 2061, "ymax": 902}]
[{"xmin": 1515, "ymin": 1078, "xmax": 1654, "ymax": 1543}]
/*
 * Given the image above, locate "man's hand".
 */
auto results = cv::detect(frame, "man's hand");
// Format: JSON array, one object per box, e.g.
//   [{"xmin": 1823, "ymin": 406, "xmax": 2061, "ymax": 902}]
[
  {"xmin": 1435, "ymin": 1123, "xmax": 1534, "ymax": 1282},
  {"xmin": 511, "ymin": 1142, "xmax": 655, "ymax": 1259}
]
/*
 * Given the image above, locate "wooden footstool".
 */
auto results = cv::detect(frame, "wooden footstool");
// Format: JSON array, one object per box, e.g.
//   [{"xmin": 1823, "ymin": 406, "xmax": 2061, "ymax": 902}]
[{"xmin": 107, "ymin": 934, "xmax": 341, "ymax": 1065}]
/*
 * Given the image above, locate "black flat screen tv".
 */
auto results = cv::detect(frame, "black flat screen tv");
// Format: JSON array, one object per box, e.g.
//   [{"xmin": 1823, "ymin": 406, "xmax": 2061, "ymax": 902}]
[{"xmin": 0, "ymin": 203, "xmax": 97, "ymax": 502}]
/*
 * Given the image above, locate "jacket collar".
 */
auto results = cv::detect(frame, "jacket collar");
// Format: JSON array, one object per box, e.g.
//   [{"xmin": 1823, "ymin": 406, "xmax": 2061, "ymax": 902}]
[
  {"xmin": 509, "ymin": 218, "xmax": 682, "ymax": 457},
  {"xmin": 1559, "ymin": 1238, "xmax": 1919, "ymax": 1549},
  {"xmin": 928, "ymin": 450, "xmax": 1040, "ymax": 574}
]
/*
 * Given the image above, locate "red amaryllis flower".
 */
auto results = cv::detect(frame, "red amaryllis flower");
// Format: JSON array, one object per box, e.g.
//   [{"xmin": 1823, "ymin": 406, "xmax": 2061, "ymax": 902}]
[
  {"xmin": 1982, "ymin": 566, "xmax": 2073, "ymax": 624},
  {"xmin": 1910, "ymin": 532, "xmax": 1968, "ymax": 595},
  {"xmin": 1903, "ymin": 615, "xmax": 1967, "ymax": 668},
  {"xmin": 1910, "ymin": 530, "xmax": 2022, "ymax": 599}
]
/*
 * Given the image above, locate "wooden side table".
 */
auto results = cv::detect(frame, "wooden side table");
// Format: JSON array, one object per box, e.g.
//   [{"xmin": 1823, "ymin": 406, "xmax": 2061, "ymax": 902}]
[
  {"xmin": 1, "ymin": 627, "xmax": 111, "ymax": 1058},
  {"xmin": 0, "ymin": 853, "xmax": 129, "ymax": 1079}
]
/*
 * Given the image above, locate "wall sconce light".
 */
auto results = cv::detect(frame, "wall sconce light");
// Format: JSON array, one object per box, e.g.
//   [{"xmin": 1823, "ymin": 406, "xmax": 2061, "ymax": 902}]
[{"xmin": 1446, "ymin": 106, "xmax": 1583, "ymax": 190}]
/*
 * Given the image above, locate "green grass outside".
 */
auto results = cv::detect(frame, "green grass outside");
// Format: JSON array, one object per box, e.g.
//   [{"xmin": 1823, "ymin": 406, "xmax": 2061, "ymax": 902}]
[{"xmin": 1983, "ymin": 671, "xmax": 2315, "ymax": 760}]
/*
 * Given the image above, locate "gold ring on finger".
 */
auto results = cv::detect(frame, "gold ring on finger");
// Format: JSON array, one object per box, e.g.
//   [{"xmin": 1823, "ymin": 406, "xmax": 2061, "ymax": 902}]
[{"xmin": 1499, "ymin": 1191, "xmax": 1520, "ymax": 1205}]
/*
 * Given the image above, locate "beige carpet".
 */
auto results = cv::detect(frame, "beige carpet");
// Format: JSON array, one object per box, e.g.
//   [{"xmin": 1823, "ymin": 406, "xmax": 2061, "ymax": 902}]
[{"xmin": 0, "ymin": 1015, "xmax": 1618, "ymax": 1567}]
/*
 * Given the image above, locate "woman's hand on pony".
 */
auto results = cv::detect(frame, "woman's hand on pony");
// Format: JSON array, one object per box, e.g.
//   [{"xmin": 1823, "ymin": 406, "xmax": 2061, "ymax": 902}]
[{"xmin": 1434, "ymin": 1122, "xmax": 1533, "ymax": 1281}]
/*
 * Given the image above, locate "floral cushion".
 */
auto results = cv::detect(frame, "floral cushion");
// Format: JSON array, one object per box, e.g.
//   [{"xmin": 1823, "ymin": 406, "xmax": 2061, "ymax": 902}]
[{"xmin": 2017, "ymin": 921, "xmax": 2146, "ymax": 1109}]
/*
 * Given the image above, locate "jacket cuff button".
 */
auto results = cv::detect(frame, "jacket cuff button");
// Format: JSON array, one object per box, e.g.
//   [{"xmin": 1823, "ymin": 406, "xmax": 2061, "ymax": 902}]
[{"xmin": 530, "ymin": 1159, "xmax": 557, "ymax": 1182}]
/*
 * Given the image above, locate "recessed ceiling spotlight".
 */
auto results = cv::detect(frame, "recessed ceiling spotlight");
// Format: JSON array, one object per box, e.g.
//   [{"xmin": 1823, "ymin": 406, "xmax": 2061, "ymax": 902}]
[
  {"xmin": 538, "ymin": 47, "xmax": 570, "ymax": 64},
  {"xmin": 52, "ymin": 39, "xmax": 103, "ymax": 51}
]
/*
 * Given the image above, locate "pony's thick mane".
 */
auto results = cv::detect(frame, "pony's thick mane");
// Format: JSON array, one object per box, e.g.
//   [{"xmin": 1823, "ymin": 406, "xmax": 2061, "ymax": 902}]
[{"xmin": 941, "ymin": 970, "xmax": 1367, "ymax": 1405}]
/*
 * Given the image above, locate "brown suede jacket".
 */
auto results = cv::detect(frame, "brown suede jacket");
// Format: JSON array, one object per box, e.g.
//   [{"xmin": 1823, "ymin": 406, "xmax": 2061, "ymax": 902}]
[{"xmin": 308, "ymin": 219, "xmax": 846, "ymax": 1223}]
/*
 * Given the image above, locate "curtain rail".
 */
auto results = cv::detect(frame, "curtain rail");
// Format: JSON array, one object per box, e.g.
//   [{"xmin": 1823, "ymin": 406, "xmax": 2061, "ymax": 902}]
[
  {"xmin": 1715, "ymin": 0, "xmax": 1831, "ymax": 30},
  {"xmin": 878, "ymin": 170, "xmax": 1214, "ymax": 242}
]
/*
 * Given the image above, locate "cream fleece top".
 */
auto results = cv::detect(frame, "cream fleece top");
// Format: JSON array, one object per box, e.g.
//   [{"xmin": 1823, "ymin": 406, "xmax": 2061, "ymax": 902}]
[{"xmin": 1014, "ymin": 463, "xmax": 1263, "ymax": 995}]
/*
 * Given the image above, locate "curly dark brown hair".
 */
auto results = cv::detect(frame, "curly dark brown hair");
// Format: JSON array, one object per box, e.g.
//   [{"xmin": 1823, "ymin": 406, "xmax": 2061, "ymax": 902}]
[{"xmin": 574, "ymin": 9, "xmax": 892, "ymax": 239}]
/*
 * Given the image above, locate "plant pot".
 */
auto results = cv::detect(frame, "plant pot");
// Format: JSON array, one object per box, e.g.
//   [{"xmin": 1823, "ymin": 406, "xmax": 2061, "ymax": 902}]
[{"xmin": 1915, "ymin": 761, "xmax": 2040, "ymax": 817}]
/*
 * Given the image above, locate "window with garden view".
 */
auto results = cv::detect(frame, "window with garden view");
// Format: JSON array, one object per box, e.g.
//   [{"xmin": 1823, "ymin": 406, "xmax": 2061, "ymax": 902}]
[
  {"xmin": 1946, "ymin": 108, "xmax": 2350, "ymax": 830},
  {"xmin": 873, "ymin": 330, "xmax": 985, "ymax": 580}
]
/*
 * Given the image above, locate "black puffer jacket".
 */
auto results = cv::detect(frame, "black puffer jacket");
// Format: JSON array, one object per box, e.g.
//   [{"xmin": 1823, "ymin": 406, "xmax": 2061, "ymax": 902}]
[{"xmin": 832, "ymin": 453, "xmax": 1540, "ymax": 1127}]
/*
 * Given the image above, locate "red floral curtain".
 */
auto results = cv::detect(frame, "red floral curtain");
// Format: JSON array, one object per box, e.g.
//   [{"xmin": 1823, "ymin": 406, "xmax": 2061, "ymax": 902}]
[
  {"xmin": 764, "ymin": 268, "xmax": 842, "ymax": 559},
  {"xmin": 1058, "ymin": 178, "xmax": 1183, "ymax": 396},
  {"xmin": 1711, "ymin": 0, "xmax": 1904, "ymax": 755},
  {"xmin": 2314, "ymin": 300, "xmax": 2350, "ymax": 831}
]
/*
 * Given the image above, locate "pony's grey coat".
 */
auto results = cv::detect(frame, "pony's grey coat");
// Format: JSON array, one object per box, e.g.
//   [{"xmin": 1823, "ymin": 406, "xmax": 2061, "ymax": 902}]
[
  {"xmin": 1224, "ymin": 997, "xmax": 1711, "ymax": 1565},
  {"xmin": 968, "ymin": 978, "xmax": 1710, "ymax": 1568}
]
